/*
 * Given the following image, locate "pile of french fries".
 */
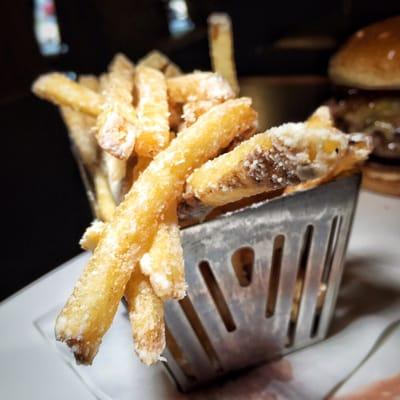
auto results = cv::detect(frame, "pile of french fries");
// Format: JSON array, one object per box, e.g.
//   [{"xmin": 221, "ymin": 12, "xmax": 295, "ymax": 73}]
[{"xmin": 32, "ymin": 14, "xmax": 371, "ymax": 366}]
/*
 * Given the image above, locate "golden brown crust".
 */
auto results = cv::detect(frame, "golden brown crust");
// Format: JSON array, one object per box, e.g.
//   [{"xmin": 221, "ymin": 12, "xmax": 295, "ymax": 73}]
[
  {"xmin": 329, "ymin": 16, "xmax": 400, "ymax": 89},
  {"xmin": 362, "ymin": 162, "xmax": 400, "ymax": 196}
]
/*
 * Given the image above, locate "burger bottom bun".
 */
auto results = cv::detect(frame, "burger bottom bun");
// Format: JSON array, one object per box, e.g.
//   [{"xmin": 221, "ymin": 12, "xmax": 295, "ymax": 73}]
[{"xmin": 362, "ymin": 162, "xmax": 400, "ymax": 196}]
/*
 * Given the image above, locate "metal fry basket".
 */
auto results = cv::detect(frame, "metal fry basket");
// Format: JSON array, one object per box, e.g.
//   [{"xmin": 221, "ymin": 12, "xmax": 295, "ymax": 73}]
[{"xmin": 163, "ymin": 173, "xmax": 361, "ymax": 391}]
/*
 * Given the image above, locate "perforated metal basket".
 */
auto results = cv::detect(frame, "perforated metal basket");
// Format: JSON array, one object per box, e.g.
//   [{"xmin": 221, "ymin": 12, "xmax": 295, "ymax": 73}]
[{"xmin": 162, "ymin": 173, "xmax": 361, "ymax": 391}]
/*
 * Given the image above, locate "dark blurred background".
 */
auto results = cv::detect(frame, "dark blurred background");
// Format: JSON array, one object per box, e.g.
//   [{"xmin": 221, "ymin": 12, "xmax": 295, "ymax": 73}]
[{"xmin": 1, "ymin": 0, "xmax": 399, "ymax": 300}]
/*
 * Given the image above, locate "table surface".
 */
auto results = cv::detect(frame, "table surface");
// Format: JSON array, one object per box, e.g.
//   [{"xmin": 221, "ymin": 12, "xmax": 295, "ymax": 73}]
[{"xmin": 1, "ymin": 189, "xmax": 399, "ymax": 400}]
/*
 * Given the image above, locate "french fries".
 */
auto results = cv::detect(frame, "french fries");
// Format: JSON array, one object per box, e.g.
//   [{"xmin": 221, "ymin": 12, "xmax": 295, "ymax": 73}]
[
  {"xmin": 208, "ymin": 13, "xmax": 239, "ymax": 94},
  {"xmin": 167, "ymin": 72, "xmax": 235, "ymax": 103},
  {"xmin": 182, "ymin": 99, "xmax": 219, "ymax": 127},
  {"xmin": 135, "ymin": 66, "xmax": 170, "ymax": 157},
  {"xmin": 125, "ymin": 267, "xmax": 165, "ymax": 365},
  {"xmin": 140, "ymin": 200, "xmax": 186, "ymax": 300},
  {"xmin": 96, "ymin": 54, "xmax": 138, "ymax": 160},
  {"xmin": 93, "ymin": 167, "xmax": 116, "ymax": 222},
  {"xmin": 79, "ymin": 75, "xmax": 100, "ymax": 92},
  {"xmin": 59, "ymin": 101, "xmax": 98, "ymax": 169},
  {"xmin": 55, "ymin": 98, "xmax": 257, "ymax": 363},
  {"xmin": 80, "ymin": 169, "xmax": 167, "ymax": 365},
  {"xmin": 101, "ymin": 151, "xmax": 126, "ymax": 203},
  {"xmin": 32, "ymin": 73, "xmax": 103, "ymax": 117},
  {"xmin": 138, "ymin": 50, "xmax": 182, "ymax": 77},
  {"xmin": 80, "ymin": 220, "xmax": 105, "ymax": 252},
  {"xmin": 132, "ymin": 156, "xmax": 151, "ymax": 183},
  {"xmin": 284, "ymin": 133, "xmax": 372, "ymax": 195},
  {"xmin": 32, "ymin": 12, "xmax": 370, "ymax": 368},
  {"xmin": 164, "ymin": 64, "xmax": 182, "ymax": 78},
  {"xmin": 186, "ymin": 110, "xmax": 350, "ymax": 207}
]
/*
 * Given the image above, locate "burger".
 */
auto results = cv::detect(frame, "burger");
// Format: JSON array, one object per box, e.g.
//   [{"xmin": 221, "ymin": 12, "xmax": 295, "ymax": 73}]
[{"xmin": 328, "ymin": 15, "xmax": 400, "ymax": 196}]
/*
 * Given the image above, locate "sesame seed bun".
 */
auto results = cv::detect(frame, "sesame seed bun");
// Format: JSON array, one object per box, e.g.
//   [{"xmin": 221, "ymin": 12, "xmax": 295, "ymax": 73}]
[{"xmin": 329, "ymin": 16, "xmax": 400, "ymax": 90}]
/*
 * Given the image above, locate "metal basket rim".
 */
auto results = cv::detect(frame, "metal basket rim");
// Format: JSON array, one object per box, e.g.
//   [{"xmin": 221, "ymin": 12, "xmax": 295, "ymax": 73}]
[{"xmin": 181, "ymin": 172, "xmax": 361, "ymax": 232}]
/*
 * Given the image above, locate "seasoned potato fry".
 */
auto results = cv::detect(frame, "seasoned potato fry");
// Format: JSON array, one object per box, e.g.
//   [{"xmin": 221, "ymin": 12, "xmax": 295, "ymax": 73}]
[
  {"xmin": 80, "ymin": 219, "xmax": 105, "ymax": 251},
  {"xmin": 284, "ymin": 133, "xmax": 372, "ymax": 194},
  {"xmin": 138, "ymin": 50, "xmax": 182, "ymax": 77},
  {"xmin": 140, "ymin": 200, "xmax": 186, "ymax": 300},
  {"xmin": 93, "ymin": 167, "xmax": 116, "ymax": 222},
  {"xmin": 186, "ymin": 120, "xmax": 351, "ymax": 207},
  {"xmin": 125, "ymin": 267, "xmax": 165, "ymax": 365},
  {"xmin": 135, "ymin": 66, "xmax": 170, "ymax": 157},
  {"xmin": 32, "ymin": 73, "xmax": 102, "ymax": 116},
  {"xmin": 57, "ymin": 75, "xmax": 99, "ymax": 169},
  {"xmin": 164, "ymin": 63, "xmax": 182, "ymax": 78},
  {"xmin": 98, "ymin": 70, "xmax": 128, "ymax": 202},
  {"xmin": 283, "ymin": 106, "xmax": 371, "ymax": 194},
  {"xmin": 132, "ymin": 156, "xmax": 152, "ymax": 183},
  {"xmin": 182, "ymin": 100, "xmax": 219, "ymax": 127},
  {"xmin": 208, "ymin": 13, "xmax": 239, "ymax": 94},
  {"xmin": 60, "ymin": 105, "xmax": 98, "ymax": 168},
  {"xmin": 102, "ymin": 151, "xmax": 126, "ymax": 203},
  {"xmin": 79, "ymin": 75, "xmax": 100, "ymax": 92},
  {"xmin": 96, "ymin": 54, "xmax": 138, "ymax": 160},
  {"xmin": 80, "ymin": 173, "xmax": 166, "ymax": 365},
  {"xmin": 306, "ymin": 105, "xmax": 334, "ymax": 129},
  {"xmin": 168, "ymin": 102, "xmax": 183, "ymax": 131},
  {"xmin": 167, "ymin": 72, "xmax": 235, "ymax": 103},
  {"xmin": 55, "ymin": 98, "xmax": 257, "ymax": 364}
]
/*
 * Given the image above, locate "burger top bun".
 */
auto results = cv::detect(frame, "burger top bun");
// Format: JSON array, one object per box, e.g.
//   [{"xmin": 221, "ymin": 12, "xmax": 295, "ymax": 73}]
[{"xmin": 329, "ymin": 16, "xmax": 400, "ymax": 90}]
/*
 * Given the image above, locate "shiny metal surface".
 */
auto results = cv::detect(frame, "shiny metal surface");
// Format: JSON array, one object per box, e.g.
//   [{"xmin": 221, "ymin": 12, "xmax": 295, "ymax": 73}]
[{"xmin": 164, "ymin": 174, "xmax": 361, "ymax": 391}]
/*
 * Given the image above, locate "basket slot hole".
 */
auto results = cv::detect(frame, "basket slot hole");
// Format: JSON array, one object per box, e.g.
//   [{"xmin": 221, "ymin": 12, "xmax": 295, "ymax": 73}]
[
  {"xmin": 311, "ymin": 216, "xmax": 342, "ymax": 338},
  {"xmin": 199, "ymin": 260, "xmax": 236, "ymax": 332},
  {"xmin": 321, "ymin": 216, "xmax": 342, "ymax": 285},
  {"xmin": 266, "ymin": 234, "xmax": 285, "ymax": 318},
  {"xmin": 178, "ymin": 296, "xmax": 222, "ymax": 371},
  {"xmin": 231, "ymin": 247, "xmax": 254, "ymax": 287},
  {"xmin": 165, "ymin": 325, "xmax": 197, "ymax": 382},
  {"xmin": 286, "ymin": 225, "xmax": 314, "ymax": 348}
]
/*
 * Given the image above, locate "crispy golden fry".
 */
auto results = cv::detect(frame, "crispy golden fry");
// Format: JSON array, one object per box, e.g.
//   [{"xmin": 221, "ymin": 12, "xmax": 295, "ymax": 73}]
[
  {"xmin": 79, "ymin": 185, "xmax": 165, "ymax": 365},
  {"xmin": 80, "ymin": 220, "xmax": 105, "ymax": 251},
  {"xmin": 79, "ymin": 158, "xmax": 166, "ymax": 365},
  {"xmin": 283, "ymin": 106, "xmax": 372, "ymax": 194},
  {"xmin": 125, "ymin": 267, "xmax": 165, "ymax": 365},
  {"xmin": 96, "ymin": 54, "xmax": 138, "ymax": 160},
  {"xmin": 135, "ymin": 66, "xmax": 170, "ymax": 157},
  {"xmin": 121, "ymin": 156, "xmax": 150, "ymax": 197},
  {"xmin": 168, "ymin": 102, "xmax": 183, "ymax": 131},
  {"xmin": 182, "ymin": 99, "xmax": 219, "ymax": 127},
  {"xmin": 60, "ymin": 105, "xmax": 98, "ymax": 168},
  {"xmin": 32, "ymin": 73, "xmax": 102, "ymax": 117},
  {"xmin": 208, "ymin": 13, "xmax": 239, "ymax": 94},
  {"xmin": 284, "ymin": 133, "xmax": 372, "ymax": 194},
  {"xmin": 55, "ymin": 98, "xmax": 257, "ymax": 364},
  {"xmin": 102, "ymin": 150, "xmax": 126, "ymax": 203},
  {"xmin": 132, "ymin": 156, "xmax": 151, "ymax": 183},
  {"xmin": 138, "ymin": 50, "xmax": 182, "ymax": 77},
  {"xmin": 306, "ymin": 105, "xmax": 334, "ymax": 129},
  {"xmin": 138, "ymin": 50, "xmax": 169, "ymax": 70},
  {"xmin": 186, "ymin": 119, "xmax": 351, "ymax": 207},
  {"xmin": 80, "ymin": 176, "xmax": 165, "ymax": 364},
  {"xmin": 164, "ymin": 63, "xmax": 182, "ymax": 78},
  {"xmin": 59, "ymin": 75, "xmax": 100, "ymax": 169},
  {"xmin": 93, "ymin": 167, "xmax": 116, "ymax": 222},
  {"xmin": 140, "ymin": 200, "xmax": 186, "ymax": 300},
  {"xmin": 167, "ymin": 72, "xmax": 235, "ymax": 104},
  {"xmin": 79, "ymin": 75, "xmax": 100, "ymax": 92}
]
